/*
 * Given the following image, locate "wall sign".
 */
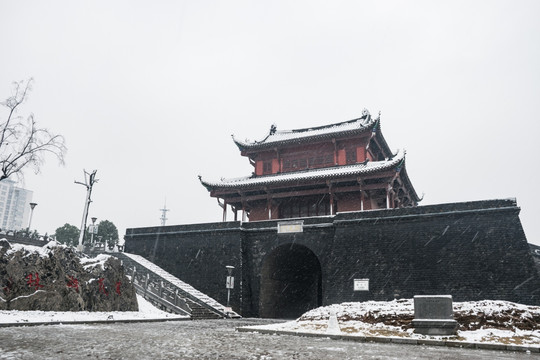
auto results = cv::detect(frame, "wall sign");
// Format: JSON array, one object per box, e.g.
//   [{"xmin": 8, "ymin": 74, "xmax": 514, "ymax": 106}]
[
  {"xmin": 278, "ymin": 220, "xmax": 304, "ymax": 234},
  {"xmin": 354, "ymin": 278, "xmax": 369, "ymax": 291}
]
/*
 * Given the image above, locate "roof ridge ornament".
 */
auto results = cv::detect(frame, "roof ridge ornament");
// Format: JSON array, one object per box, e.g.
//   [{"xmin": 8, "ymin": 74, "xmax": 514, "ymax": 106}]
[
  {"xmin": 269, "ymin": 124, "xmax": 277, "ymax": 135},
  {"xmin": 361, "ymin": 108, "xmax": 370, "ymax": 118}
]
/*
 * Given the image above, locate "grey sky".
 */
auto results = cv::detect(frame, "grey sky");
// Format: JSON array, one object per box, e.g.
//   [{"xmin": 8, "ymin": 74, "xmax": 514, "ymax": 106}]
[{"xmin": 1, "ymin": 1, "xmax": 539, "ymax": 244}]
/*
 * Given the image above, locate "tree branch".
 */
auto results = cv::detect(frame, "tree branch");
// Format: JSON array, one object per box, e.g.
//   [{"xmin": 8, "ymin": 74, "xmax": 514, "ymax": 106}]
[{"xmin": 0, "ymin": 78, "xmax": 66, "ymax": 182}]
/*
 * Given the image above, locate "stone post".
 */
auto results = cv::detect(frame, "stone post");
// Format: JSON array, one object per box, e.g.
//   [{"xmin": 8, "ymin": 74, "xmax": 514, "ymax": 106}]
[{"xmin": 412, "ymin": 295, "xmax": 458, "ymax": 335}]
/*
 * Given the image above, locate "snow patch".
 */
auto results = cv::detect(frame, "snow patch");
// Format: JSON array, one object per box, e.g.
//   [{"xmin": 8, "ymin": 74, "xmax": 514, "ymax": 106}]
[
  {"xmin": 0, "ymin": 294, "xmax": 187, "ymax": 324},
  {"xmin": 248, "ymin": 299, "xmax": 540, "ymax": 346},
  {"xmin": 80, "ymin": 253, "xmax": 112, "ymax": 270},
  {"xmin": 6, "ymin": 240, "xmax": 67, "ymax": 258}
]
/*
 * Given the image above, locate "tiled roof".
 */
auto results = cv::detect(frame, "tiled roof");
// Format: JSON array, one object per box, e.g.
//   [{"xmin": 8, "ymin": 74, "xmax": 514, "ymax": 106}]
[
  {"xmin": 232, "ymin": 110, "xmax": 377, "ymax": 151},
  {"xmin": 200, "ymin": 149, "xmax": 405, "ymax": 190}
]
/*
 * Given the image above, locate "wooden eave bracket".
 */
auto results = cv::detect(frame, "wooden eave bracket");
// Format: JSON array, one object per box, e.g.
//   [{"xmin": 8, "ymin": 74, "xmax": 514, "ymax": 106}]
[{"xmin": 217, "ymin": 198, "xmax": 226, "ymax": 209}]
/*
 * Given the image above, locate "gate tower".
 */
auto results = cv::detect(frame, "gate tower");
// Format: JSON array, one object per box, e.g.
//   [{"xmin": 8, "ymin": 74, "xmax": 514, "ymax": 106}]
[{"xmin": 199, "ymin": 109, "xmax": 420, "ymax": 222}]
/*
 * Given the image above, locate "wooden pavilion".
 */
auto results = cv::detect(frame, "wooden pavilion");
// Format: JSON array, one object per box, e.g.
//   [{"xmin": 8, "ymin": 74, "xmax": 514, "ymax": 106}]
[{"xmin": 199, "ymin": 109, "xmax": 420, "ymax": 222}]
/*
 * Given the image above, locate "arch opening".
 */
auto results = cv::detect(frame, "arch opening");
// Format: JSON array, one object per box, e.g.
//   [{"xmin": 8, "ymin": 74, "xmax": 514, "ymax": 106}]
[{"xmin": 259, "ymin": 243, "xmax": 322, "ymax": 318}]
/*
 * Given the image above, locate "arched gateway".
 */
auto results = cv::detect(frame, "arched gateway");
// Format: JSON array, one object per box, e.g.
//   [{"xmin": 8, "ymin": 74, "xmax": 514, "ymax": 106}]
[{"xmin": 259, "ymin": 244, "xmax": 322, "ymax": 319}]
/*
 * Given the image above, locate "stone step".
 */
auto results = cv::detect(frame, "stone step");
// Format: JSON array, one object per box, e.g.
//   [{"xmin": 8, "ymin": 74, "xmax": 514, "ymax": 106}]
[{"xmin": 112, "ymin": 252, "xmax": 238, "ymax": 319}]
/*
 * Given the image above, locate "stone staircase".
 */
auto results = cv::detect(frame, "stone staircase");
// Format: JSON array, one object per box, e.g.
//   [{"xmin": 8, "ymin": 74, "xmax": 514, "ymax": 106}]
[{"xmin": 113, "ymin": 252, "xmax": 240, "ymax": 319}]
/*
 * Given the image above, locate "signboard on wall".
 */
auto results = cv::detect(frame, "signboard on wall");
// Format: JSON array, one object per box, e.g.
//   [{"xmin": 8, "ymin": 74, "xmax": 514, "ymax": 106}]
[
  {"xmin": 278, "ymin": 220, "xmax": 304, "ymax": 234},
  {"xmin": 353, "ymin": 278, "xmax": 369, "ymax": 291}
]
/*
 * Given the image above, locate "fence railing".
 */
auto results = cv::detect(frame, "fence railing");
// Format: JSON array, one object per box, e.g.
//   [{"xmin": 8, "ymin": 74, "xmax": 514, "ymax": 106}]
[{"xmin": 128, "ymin": 266, "xmax": 192, "ymax": 316}]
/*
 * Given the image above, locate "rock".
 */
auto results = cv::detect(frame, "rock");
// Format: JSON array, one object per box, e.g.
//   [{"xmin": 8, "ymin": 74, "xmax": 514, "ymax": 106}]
[{"xmin": 0, "ymin": 240, "xmax": 138, "ymax": 312}]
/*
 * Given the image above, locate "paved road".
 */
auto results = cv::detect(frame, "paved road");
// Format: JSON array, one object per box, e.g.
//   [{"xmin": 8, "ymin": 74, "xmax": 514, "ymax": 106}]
[{"xmin": 0, "ymin": 319, "xmax": 533, "ymax": 359}]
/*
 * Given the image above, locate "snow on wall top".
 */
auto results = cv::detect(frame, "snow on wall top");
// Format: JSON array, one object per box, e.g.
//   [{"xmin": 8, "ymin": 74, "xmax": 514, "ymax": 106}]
[
  {"xmin": 200, "ymin": 148, "xmax": 405, "ymax": 189},
  {"xmin": 232, "ymin": 110, "xmax": 376, "ymax": 150}
]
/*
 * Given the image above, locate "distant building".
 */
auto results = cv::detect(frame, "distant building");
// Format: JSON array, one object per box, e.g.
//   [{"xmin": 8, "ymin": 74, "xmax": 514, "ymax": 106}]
[
  {"xmin": 0, "ymin": 180, "xmax": 33, "ymax": 231},
  {"xmin": 200, "ymin": 109, "xmax": 420, "ymax": 221}
]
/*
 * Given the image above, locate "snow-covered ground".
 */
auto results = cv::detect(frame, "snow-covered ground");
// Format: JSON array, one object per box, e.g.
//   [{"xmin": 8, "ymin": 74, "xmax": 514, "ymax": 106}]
[
  {"xmin": 2, "ymin": 241, "xmax": 539, "ymax": 351},
  {"xmin": 0, "ymin": 294, "xmax": 187, "ymax": 325},
  {"xmin": 247, "ymin": 299, "xmax": 540, "ymax": 347}
]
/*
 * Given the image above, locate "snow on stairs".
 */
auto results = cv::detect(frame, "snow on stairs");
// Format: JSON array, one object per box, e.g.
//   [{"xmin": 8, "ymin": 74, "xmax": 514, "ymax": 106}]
[{"xmin": 114, "ymin": 252, "xmax": 240, "ymax": 319}]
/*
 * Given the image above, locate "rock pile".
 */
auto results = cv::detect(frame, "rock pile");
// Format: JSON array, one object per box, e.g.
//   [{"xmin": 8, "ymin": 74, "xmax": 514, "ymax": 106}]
[{"xmin": 0, "ymin": 240, "xmax": 138, "ymax": 312}]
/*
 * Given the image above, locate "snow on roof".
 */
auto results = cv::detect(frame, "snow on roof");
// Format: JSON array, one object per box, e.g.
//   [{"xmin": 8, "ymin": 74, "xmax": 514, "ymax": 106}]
[
  {"xmin": 232, "ymin": 110, "xmax": 377, "ymax": 150},
  {"xmin": 201, "ymin": 149, "xmax": 405, "ymax": 189}
]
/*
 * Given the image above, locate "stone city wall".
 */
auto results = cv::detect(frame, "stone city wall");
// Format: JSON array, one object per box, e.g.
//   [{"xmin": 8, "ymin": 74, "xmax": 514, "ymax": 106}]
[{"xmin": 125, "ymin": 199, "xmax": 540, "ymax": 317}]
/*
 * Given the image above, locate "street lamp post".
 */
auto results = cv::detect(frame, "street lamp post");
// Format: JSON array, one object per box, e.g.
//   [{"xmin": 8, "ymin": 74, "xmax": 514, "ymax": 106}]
[
  {"xmin": 90, "ymin": 217, "xmax": 97, "ymax": 246},
  {"xmin": 28, "ymin": 202, "xmax": 37, "ymax": 230},
  {"xmin": 225, "ymin": 265, "xmax": 235, "ymax": 309},
  {"xmin": 75, "ymin": 169, "xmax": 98, "ymax": 252}
]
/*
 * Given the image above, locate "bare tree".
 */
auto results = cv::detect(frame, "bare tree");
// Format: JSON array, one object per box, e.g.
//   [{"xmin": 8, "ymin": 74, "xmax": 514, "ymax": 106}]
[{"xmin": 0, "ymin": 79, "xmax": 66, "ymax": 182}]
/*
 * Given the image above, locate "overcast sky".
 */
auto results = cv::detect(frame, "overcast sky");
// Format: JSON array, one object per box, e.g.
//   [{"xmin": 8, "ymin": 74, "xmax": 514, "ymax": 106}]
[{"xmin": 1, "ymin": 1, "xmax": 539, "ymax": 245}]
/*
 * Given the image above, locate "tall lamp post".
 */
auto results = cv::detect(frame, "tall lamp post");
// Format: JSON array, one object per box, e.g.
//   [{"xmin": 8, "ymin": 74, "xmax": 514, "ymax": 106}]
[
  {"xmin": 75, "ymin": 169, "xmax": 98, "ymax": 251},
  {"xmin": 28, "ymin": 202, "xmax": 37, "ymax": 230},
  {"xmin": 90, "ymin": 217, "xmax": 97, "ymax": 246},
  {"xmin": 225, "ymin": 265, "xmax": 235, "ymax": 310}
]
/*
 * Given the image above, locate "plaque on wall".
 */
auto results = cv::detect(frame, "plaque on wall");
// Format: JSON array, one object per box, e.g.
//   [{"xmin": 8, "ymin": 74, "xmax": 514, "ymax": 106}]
[
  {"xmin": 278, "ymin": 220, "xmax": 304, "ymax": 234},
  {"xmin": 353, "ymin": 278, "xmax": 369, "ymax": 291}
]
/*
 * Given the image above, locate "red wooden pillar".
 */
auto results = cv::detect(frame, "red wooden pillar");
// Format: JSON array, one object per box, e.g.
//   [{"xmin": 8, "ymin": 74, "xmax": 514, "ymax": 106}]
[
  {"xmin": 274, "ymin": 148, "xmax": 281, "ymax": 173},
  {"xmin": 327, "ymin": 181, "xmax": 334, "ymax": 215},
  {"xmin": 222, "ymin": 199, "xmax": 227, "ymax": 222},
  {"xmin": 332, "ymin": 139, "xmax": 338, "ymax": 165},
  {"xmin": 358, "ymin": 179, "xmax": 364, "ymax": 211}
]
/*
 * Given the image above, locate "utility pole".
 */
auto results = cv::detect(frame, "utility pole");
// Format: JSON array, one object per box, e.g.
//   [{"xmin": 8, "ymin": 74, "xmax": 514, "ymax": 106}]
[
  {"xmin": 75, "ymin": 169, "xmax": 98, "ymax": 252},
  {"xmin": 151, "ymin": 201, "xmax": 169, "ymax": 263},
  {"xmin": 160, "ymin": 200, "xmax": 169, "ymax": 226}
]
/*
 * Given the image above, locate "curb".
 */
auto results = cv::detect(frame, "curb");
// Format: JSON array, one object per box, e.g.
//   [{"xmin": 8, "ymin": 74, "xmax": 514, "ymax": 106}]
[
  {"xmin": 0, "ymin": 317, "xmax": 190, "ymax": 328},
  {"xmin": 236, "ymin": 327, "xmax": 540, "ymax": 353}
]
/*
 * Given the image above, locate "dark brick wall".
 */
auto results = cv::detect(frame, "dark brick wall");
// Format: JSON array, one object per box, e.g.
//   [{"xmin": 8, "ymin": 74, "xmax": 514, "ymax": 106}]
[
  {"xmin": 125, "ymin": 199, "xmax": 540, "ymax": 317},
  {"xmin": 326, "ymin": 199, "xmax": 539, "ymax": 305},
  {"xmin": 125, "ymin": 222, "xmax": 244, "ymax": 309}
]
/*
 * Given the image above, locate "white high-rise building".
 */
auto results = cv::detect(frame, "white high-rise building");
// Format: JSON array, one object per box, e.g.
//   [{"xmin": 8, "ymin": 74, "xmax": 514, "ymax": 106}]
[{"xmin": 0, "ymin": 180, "xmax": 33, "ymax": 231}]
